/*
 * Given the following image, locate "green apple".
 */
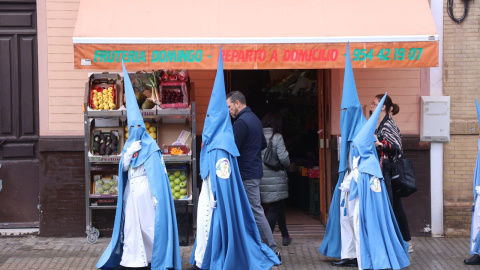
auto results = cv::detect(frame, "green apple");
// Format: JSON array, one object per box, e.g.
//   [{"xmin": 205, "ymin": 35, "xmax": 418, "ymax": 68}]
[
  {"xmin": 171, "ymin": 188, "xmax": 175, "ymax": 194},
  {"xmin": 174, "ymin": 192, "xmax": 181, "ymax": 198},
  {"xmin": 169, "ymin": 175, "xmax": 175, "ymax": 181},
  {"xmin": 179, "ymin": 175, "xmax": 186, "ymax": 181},
  {"xmin": 174, "ymin": 170, "xmax": 181, "ymax": 177},
  {"xmin": 170, "ymin": 182, "xmax": 176, "ymax": 188},
  {"xmin": 174, "ymin": 185, "xmax": 181, "ymax": 191},
  {"xmin": 179, "ymin": 181, "xmax": 186, "ymax": 188},
  {"xmin": 174, "ymin": 178, "xmax": 181, "ymax": 185},
  {"xmin": 180, "ymin": 188, "xmax": 187, "ymax": 195}
]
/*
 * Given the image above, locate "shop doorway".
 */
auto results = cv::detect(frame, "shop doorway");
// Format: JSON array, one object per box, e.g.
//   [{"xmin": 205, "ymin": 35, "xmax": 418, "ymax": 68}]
[{"xmin": 228, "ymin": 69, "xmax": 327, "ymax": 234}]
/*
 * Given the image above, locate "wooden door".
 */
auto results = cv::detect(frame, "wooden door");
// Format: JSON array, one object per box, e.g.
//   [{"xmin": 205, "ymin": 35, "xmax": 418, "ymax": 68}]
[
  {"xmin": 317, "ymin": 70, "xmax": 332, "ymax": 225},
  {"xmin": 0, "ymin": 1, "xmax": 39, "ymax": 228}
]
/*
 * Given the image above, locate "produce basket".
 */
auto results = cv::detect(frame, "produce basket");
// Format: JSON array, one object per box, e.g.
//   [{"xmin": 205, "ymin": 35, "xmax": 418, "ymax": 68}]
[
  {"xmin": 86, "ymin": 73, "xmax": 124, "ymax": 116},
  {"xmin": 163, "ymin": 144, "xmax": 189, "ymax": 155},
  {"xmin": 89, "ymin": 174, "xmax": 118, "ymax": 206},
  {"xmin": 166, "ymin": 166, "xmax": 189, "ymax": 200},
  {"xmin": 88, "ymin": 125, "xmax": 124, "ymax": 163},
  {"xmin": 160, "ymin": 81, "xmax": 189, "ymax": 109}
]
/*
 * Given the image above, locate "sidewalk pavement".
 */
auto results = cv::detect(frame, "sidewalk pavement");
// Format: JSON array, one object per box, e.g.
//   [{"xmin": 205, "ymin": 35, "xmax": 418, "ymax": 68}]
[{"xmin": 0, "ymin": 234, "xmax": 478, "ymax": 270}]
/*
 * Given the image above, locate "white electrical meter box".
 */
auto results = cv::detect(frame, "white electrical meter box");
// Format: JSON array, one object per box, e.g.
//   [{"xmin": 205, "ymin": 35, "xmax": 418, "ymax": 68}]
[{"xmin": 420, "ymin": 96, "xmax": 450, "ymax": 142}]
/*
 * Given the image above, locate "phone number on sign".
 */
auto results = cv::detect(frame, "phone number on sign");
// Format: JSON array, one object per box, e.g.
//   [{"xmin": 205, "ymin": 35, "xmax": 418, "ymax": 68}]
[{"xmin": 352, "ymin": 48, "xmax": 423, "ymax": 61}]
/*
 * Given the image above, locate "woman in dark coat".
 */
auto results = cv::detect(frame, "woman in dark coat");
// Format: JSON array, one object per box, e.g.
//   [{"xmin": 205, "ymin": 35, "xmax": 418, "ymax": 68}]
[{"xmin": 260, "ymin": 112, "xmax": 292, "ymax": 246}]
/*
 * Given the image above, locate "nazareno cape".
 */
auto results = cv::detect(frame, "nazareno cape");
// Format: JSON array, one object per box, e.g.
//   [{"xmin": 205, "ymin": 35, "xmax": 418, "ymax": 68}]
[
  {"xmin": 96, "ymin": 62, "xmax": 182, "ymax": 270},
  {"xmin": 189, "ymin": 47, "xmax": 280, "ymax": 269},
  {"xmin": 469, "ymin": 99, "xmax": 480, "ymax": 255},
  {"xmin": 349, "ymin": 93, "xmax": 410, "ymax": 270},
  {"xmin": 319, "ymin": 42, "xmax": 366, "ymax": 257}
]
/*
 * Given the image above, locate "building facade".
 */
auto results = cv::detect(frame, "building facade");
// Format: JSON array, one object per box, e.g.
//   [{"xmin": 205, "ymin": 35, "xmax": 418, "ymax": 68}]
[{"xmin": 2, "ymin": 0, "xmax": 474, "ymax": 239}]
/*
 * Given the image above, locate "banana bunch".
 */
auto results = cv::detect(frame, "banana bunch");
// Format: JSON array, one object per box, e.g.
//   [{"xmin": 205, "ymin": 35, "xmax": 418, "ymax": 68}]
[{"xmin": 92, "ymin": 87, "xmax": 116, "ymax": 110}]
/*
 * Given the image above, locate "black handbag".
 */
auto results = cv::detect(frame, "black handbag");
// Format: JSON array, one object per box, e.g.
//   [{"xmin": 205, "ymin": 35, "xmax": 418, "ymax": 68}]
[
  {"xmin": 263, "ymin": 133, "xmax": 283, "ymax": 171},
  {"xmin": 391, "ymin": 156, "xmax": 417, "ymax": 197}
]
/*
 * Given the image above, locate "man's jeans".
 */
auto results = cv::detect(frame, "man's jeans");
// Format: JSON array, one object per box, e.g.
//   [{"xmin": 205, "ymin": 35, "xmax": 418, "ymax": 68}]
[{"xmin": 243, "ymin": 178, "xmax": 278, "ymax": 253}]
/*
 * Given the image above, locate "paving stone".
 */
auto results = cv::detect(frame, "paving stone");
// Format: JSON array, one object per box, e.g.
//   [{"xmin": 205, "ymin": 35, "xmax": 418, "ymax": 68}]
[{"xmin": 0, "ymin": 235, "xmax": 476, "ymax": 269}]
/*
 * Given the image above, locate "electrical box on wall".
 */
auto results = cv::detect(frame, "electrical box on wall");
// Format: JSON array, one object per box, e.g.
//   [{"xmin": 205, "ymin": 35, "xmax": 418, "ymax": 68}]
[{"xmin": 420, "ymin": 96, "xmax": 450, "ymax": 142}]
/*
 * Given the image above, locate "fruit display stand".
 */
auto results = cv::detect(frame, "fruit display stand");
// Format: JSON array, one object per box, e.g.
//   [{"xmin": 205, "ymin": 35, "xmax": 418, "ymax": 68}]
[
  {"xmin": 83, "ymin": 72, "xmax": 197, "ymax": 244},
  {"xmin": 156, "ymin": 104, "xmax": 196, "ymax": 246}
]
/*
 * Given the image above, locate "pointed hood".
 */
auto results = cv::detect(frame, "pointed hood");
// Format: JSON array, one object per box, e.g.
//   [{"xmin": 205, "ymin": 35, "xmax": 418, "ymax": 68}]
[
  {"xmin": 339, "ymin": 42, "xmax": 367, "ymax": 172},
  {"xmin": 123, "ymin": 62, "xmax": 145, "ymax": 129},
  {"xmin": 352, "ymin": 93, "xmax": 387, "ymax": 178},
  {"xmin": 122, "ymin": 62, "xmax": 160, "ymax": 167},
  {"xmin": 200, "ymin": 47, "xmax": 240, "ymax": 179}
]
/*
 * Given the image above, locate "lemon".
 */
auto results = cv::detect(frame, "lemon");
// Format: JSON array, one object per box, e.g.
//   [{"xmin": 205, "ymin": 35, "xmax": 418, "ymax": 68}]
[
  {"xmin": 145, "ymin": 122, "xmax": 151, "ymax": 129},
  {"xmin": 149, "ymin": 132, "xmax": 157, "ymax": 139},
  {"xmin": 125, "ymin": 126, "xmax": 129, "ymax": 132},
  {"xmin": 149, "ymin": 127, "xmax": 157, "ymax": 133},
  {"xmin": 125, "ymin": 132, "xmax": 129, "ymax": 139}
]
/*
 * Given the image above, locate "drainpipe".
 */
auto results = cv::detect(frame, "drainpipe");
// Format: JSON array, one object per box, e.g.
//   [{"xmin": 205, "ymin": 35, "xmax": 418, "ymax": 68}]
[{"xmin": 430, "ymin": 0, "xmax": 444, "ymax": 237}]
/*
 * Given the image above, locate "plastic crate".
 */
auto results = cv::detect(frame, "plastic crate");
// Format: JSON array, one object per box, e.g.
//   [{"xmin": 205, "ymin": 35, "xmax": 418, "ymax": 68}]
[{"xmin": 174, "ymin": 200, "xmax": 190, "ymax": 246}]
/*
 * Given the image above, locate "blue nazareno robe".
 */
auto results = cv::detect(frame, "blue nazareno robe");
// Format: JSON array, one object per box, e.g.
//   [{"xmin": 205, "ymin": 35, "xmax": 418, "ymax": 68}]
[
  {"xmin": 189, "ymin": 47, "xmax": 280, "ymax": 269},
  {"xmin": 190, "ymin": 149, "xmax": 279, "ymax": 269},
  {"xmin": 469, "ymin": 99, "xmax": 480, "ymax": 254},
  {"xmin": 319, "ymin": 42, "xmax": 366, "ymax": 257},
  {"xmin": 349, "ymin": 93, "xmax": 410, "ymax": 270},
  {"xmin": 96, "ymin": 63, "xmax": 182, "ymax": 270}
]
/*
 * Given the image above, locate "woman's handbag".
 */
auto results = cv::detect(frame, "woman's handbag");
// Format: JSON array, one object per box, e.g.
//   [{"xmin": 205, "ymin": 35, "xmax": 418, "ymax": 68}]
[
  {"xmin": 391, "ymin": 156, "xmax": 417, "ymax": 197},
  {"xmin": 263, "ymin": 133, "xmax": 283, "ymax": 171}
]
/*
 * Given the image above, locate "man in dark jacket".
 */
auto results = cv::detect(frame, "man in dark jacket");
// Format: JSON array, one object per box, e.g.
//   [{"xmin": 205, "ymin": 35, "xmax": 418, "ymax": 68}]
[{"xmin": 226, "ymin": 91, "xmax": 280, "ymax": 262}]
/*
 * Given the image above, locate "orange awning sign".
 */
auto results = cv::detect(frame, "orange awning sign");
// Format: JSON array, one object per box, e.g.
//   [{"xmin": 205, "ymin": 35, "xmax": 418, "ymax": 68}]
[
  {"xmin": 75, "ymin": 42, "xmax": 438, "ymax": 70},
  {"xmin": 73, "ymin": 0, "xmax": 439, "ymax": 70}
]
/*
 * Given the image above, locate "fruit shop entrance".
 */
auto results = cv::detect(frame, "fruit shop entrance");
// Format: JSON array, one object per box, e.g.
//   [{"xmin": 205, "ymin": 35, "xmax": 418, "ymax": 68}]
[{"xmin": 229, "ymin": 69, "xmax": 324, "ymax": 224}]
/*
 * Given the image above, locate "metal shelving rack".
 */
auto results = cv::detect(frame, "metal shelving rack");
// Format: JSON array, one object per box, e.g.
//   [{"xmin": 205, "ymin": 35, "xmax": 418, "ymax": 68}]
[{"xmin": 83, "ymin": 83, "xmax": 197, "ymax": 244}]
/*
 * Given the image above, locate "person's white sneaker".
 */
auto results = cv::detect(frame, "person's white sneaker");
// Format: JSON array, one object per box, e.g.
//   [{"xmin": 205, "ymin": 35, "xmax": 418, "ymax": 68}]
[{"xmin": 407, "ymin": 241, "xmax": 414, "ymax": 253}]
